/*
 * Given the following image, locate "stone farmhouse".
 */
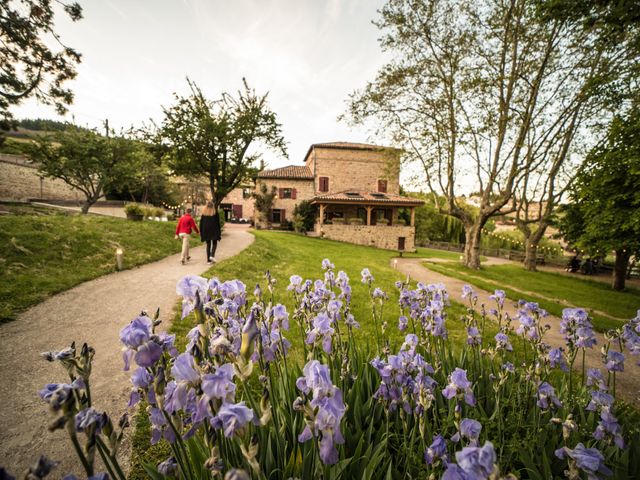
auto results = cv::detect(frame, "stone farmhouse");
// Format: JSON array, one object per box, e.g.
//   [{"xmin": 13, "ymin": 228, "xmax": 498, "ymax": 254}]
[{"xmin": 235, "ymin": 142, "xmax": 424, "ymax": 251}]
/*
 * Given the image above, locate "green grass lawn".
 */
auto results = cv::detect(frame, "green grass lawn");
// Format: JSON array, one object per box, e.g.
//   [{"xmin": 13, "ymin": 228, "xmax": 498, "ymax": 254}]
[
  {"xmin": 424, "ymin": 261, "xmax": 640, "ymax": 331},
  {"xmin": 0, "ymin": 204, "xmax": 197, "ymax": 322}
]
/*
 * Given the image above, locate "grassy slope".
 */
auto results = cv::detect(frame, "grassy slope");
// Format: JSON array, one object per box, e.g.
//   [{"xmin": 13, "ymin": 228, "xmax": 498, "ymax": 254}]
[
  {"xmin": 425, "ymin": 261, "xmax": 640, "ymax": 331},
  {"xmin": 0, "ymin": 205, "xmax": 197, "ymax": 322}
]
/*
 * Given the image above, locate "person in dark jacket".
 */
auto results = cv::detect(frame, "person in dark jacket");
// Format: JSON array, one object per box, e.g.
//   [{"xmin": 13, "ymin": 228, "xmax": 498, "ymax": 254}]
[{"xmin": 200, "ymin": 201, "xmax": 221, "ymax": 264}]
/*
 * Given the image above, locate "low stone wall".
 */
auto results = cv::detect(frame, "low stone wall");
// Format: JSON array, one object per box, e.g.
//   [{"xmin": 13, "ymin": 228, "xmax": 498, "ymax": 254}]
[
  {"xmin": 0, "ymin": 154, "xmax": 82, "ymax": 202},
  {"xmin": 316, "ymin": 223, "xmax": 416, "ymax": 251}
]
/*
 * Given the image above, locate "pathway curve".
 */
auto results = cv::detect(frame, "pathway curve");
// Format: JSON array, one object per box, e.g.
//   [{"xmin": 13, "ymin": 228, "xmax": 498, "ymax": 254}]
[
  {"xmin": 395, "ymin": 257, "xmax": 640, "ymax": 406},
  {"xmin": 0, "ymin": 224, "xmax": 254, "ymax": 478}
]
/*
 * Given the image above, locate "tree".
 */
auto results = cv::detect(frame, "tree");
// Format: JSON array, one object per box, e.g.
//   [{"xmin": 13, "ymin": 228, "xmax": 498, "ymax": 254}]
[
  {"xmin": 253, "ymin": 183, "xmax": 277, "ymax": 227},
  {"xmin": 0, "ymin": 1, "xmax": 82, "ymax": 128},
  {"xmin": 158, "ymin": 79, "xmax": 286, "ymax": 209},
  {"xmin": 29, "ymin": 125, "xmax": 143, "ymax": 213},
  {"xmin": 292, "ymin": 200, "xmax": 317, "ymax": 234},
  {"xmin": 557, "ymin": 106, "xmax": 640, "ymax": 290},
  {"xmin": 345, "ymin": 0, "xmax": 635, "ymax": 269}
]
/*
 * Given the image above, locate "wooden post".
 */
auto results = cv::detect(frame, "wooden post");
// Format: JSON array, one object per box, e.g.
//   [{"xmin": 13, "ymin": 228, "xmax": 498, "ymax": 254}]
[
  {"xmin": 319, "ymin": 204, "xmax": 326, "ymax": 226},
  {"xmin": 365, "ymin": 206, "xmax": 373, "ymax": 226},
  {"xmin": 410, "ymin": 207, "xmax": 415, "ymax": 226}
]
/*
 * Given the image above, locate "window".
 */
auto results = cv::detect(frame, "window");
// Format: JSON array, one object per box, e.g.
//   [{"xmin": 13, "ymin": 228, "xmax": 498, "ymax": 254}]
[
  {"xmin": 378, "ymin": 179, "xmax": 388, "ymax": 193},
  {"xmin": 319, "ymin": 176, "xmax": 329, "ymax": 192},
  {"xmin": 278, "ymin": 188, "xmax": 296, "ymax": 199},
  {"xmin": 271, "ymin": 209, "xmax": 282, "ymax": 224},
  {"xmin": 242, "ymin": 188, "xmax": 251, "ymax": 199}
]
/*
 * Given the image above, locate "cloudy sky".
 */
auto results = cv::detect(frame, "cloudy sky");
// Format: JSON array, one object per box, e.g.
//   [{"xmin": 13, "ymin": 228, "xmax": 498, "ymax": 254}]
[{"xmin": 15, "ymin": 0, "xmax": 395, "ymax": 173}]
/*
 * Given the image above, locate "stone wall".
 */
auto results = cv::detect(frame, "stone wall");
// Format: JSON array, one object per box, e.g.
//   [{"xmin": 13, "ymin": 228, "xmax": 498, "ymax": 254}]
[
  {"xmin": 316, "ymin": 223, "xmax": 416, "ymax": 251},
  {"xmin": 255, "ymin": 178, "xmax": 314, "ymax": 225},
  {"xmin": 305, "ymin": 146, "xmax": 400, "ymax": 195},
  {"xmin": 0, "ymin": 154, "xmax": 82, "ymax": 202}
]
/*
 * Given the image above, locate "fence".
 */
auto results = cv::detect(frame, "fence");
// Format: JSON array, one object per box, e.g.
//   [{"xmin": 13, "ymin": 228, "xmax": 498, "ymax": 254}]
[{"xmin": 417, "ymin": 240, "xmax": 566, "ymax": 266}]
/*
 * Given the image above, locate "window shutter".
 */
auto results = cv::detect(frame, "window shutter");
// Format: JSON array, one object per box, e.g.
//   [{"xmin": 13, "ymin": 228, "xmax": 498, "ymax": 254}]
[
  {"xmin": 378, "ymin": 180, "xmax": 387, "ymax": 193},
  {"xmin": 278, "ymin": 188, "xmax": 284, "ymax": 198},
  {"xmin": 319, "ymin": 177, "xmax": 329, "ymax": 192},
  {"xmin": 292, "ymin": 188, "xmax": 297, "ymax": 199},
  {"xmin": 281, "ymin": 209, "xmax": 286, "ymax": 222}
]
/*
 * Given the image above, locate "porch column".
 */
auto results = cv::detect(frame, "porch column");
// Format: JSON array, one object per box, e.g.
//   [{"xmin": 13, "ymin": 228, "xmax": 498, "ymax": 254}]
[
  {"xmin": 410, "ymin": 207, "xmax": 415, "ymax": 226},
  {"xmin": 365, "ymin": 206, "xmax": 373, "ymax": 226},
  {"xmin": 319, "ymin": 204, "xmax": 326, "ymax": 226}
]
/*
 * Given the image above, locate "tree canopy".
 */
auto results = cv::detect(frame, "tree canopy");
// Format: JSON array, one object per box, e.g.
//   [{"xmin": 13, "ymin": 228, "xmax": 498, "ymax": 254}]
[
  {"xmin": 157, "ymin": 79, "xmax": 286, "ymax": 209},
  {"xmin": 29, "ymin": 126, "xmax": 144, "ymax": 213},
  {"xmin": 557, "ymin": 106, "xmax": 640, "ymax": 290},
  {"xmin": 0, "ymin": 1, "xmax": 82, "ymax": 129}
]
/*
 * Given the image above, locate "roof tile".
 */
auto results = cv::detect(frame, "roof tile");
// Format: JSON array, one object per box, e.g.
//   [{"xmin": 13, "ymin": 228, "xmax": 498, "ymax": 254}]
[{"xmin": 257, "ymin": 165, "xmax": 314, "ymax": 180}]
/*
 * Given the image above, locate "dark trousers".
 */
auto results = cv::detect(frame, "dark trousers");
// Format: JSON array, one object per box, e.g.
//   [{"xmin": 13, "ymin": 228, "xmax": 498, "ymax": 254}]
[{"xmin": 206, "ymin": 239, "xmax": 218, "ymax": 260}]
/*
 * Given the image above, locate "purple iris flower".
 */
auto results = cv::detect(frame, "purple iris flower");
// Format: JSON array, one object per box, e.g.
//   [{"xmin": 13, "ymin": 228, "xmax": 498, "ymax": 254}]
[
  {"xmin": 593, "ymin": 409, "xmax": 625, "ymax": 449},
  {"xmin": 202, "ymin": 363, "xmax": 236, "ymax": 403},
  {"xmin": 345, "ymin": 313, "xmax": 360, "ymax": 328},
  {"xmin": 561, "ymin": 308, "xmax": 597, "ymax": 351},
  {"xmin": 296, "ymin": 360, "xmax": 334, "ymax": 397},
  {"xmin": 157, "ymin": 457, "xmax": 177, "ymax": 476},
  {"xmin": 74, "ymin": 408, "xmax": 106, "ymax": 433},
  {"xmin": 119, "ymin": 315, "xmax": 153, "ymax": 349},
  {"xmin": 587, "ymin": 368, "xmax": 608, "ymax": 391},
  {"xmin": 605, "ymin": 351, "xmax": 624, "ymax": 372},
  {"xmin": 441, "ymin": 464, "xmax": 470, "ymax": 480},
  {"xmin": 120, "ymin": 315, "xmax": 163, "ymax": 370},
  {"xmin": 176, "ymin": 275, "xmax": 208, "ymax": 318},
  {"xmin": 361, "ymin": 268, "xmax": 374, "ymax": 284},
  {"xmin": 269, "ymin": 303, "xmax": 289, "ymax": 330},
  {"xmin": 442, "ymin": 368, "xmax": 475, "ymax": 406},
  {"xmin": 305, "ymin": 313, "xmax": 335, "ymax": 354},
  {"xmin": 39, "ymin": 379, "xmax": 84, "ymax": 411},
  {"xmin": 372, "ymin": 287, "xmax": 388, "ymax": 300},
  {"xmin": 502, "ymin": 362, "xmax": 515, "ymax": 373},
  {"xmin": 586, "ymin": 390, "xmax": 614, "ymax": 412},
  {"xmin": 461, "ymin": 285, "xmax": 476, "ymax": 301},
  {"xmin": 288, "ymin": 275, "xmax": 303, "ymax": 291},
  {"xmin": 454, "ymin": 441, "xmax": 496, "ymax": 478},
  {"xmin": 398, "ymin": 315, "xmax": 408, "ymax": 332},
  {"xmin": 489, "ymin": 290, "xmax": 505, "ymax": 308},
  {"xmin": 453, "ymin": 418, "xmax": 482, "ymax": 445},
  {"xmin": 536, "ymin": 382, "xmax": 562, "ymax": 410},
  {"xmin": 322, "ymin": 258, "xmax": 335, "ymax": 270},
  {"xmin": 494, "ymin": 332, "xmax": 513, "ymax": 351},
  {"xmin": 171, "ymin": 353, "xmax": 200, "ymax": 385},
  {"xmin": 467, "ymin": 326, "xmax": 481, "ymax": 346},
  {"xmin": 424, "ymin": 434, "xmax": 448, "ymax": 465},
  {"xmin": 555, "ymin": 443, "xmax": 612, "ymax": 479},
  {"xmin": 548, "ymin": 347, "xmax": 568, "ymax": 372},
  {"xmin": 211, "ymin": 401, "xmax": 255, "ymax": 437}
]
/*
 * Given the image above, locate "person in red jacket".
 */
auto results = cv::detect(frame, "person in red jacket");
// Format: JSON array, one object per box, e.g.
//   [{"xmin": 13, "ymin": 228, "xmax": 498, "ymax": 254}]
[{"xmin": 175, "ymin": 208, "xmax": 200, "ymax": 265}]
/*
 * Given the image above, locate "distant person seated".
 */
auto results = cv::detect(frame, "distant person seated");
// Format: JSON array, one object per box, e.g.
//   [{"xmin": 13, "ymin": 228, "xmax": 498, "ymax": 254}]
[
  {"xmin": 582, "ymin": 258, "xmax": 595, "ymax": 275},
  {"xmin": 566, "ymin": 255, "xmax": 581, "ymax": 273}
]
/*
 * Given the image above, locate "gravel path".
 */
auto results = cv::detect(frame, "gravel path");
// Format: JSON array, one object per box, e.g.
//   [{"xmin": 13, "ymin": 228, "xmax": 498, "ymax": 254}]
[
  {"xmin": 0, "ymin": 224, "xmax": 254, "ymax": 478},
  {"xmin": 395, "ymin": 257, "xmax": 640, "ymax": 406}
]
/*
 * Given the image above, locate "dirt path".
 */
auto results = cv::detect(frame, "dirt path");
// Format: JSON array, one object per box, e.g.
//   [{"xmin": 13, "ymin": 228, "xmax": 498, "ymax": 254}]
[
  {"xmin": 0, "ymin": 224, "xmax": 254, "ymax": 478},
  {"xmin": 395, "ymin": 257, "xmax": 640, "ymax": 406}
]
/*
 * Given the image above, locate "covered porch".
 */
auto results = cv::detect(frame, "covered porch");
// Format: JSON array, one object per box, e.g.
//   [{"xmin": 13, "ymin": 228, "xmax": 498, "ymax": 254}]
[{"xmin": 311, "ymin": 191, "xmax": 423, "ymax": 251}]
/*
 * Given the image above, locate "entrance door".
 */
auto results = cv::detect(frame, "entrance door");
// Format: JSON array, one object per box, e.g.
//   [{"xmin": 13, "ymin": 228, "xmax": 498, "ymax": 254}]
[
  {"xmin": 232, "ymin": 204, "xmax": 243, "ymax": 219},
  {"xmin": 398, "ymin": 237, "xmax": 406, "ymax": 251}
]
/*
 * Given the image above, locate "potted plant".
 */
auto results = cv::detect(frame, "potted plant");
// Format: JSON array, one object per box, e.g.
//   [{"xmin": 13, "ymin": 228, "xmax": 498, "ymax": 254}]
[{"xmin": 124, "ymin": 203, "xmax": 144, "ymax": 221}]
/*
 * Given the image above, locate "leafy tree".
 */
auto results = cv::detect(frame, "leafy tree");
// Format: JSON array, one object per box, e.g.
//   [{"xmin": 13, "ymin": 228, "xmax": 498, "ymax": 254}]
[
  {"xmin": 0, "ymin": 1, "xmax": 82, "ymax": 129},
  {"xmin": 157, "ymin": 79, "xmax": 286, "ymax": 209},
  {"xmin": 253, "ymin": 183, "xmax": 277, "ymax": 227},
  {"xmin": 557, "ymin": 107, "xmax": 640, "ymax": 290},
  {"xmin": 28, "ymin": 125, "xmax": 144, "ymax": 213},
  {"xmin": 292, "ymin": 200, "xmax": 317, "ymax": 234},
  {"xmin": 345, "ymin": 0, "xmax": 636, "ymax": 269}
]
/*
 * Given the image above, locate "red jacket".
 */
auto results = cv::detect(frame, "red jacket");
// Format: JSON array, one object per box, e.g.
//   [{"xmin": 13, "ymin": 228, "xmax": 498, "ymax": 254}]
[{"xmin": 176, "ymin": 214, "xmax": 199, "ymax": 235}]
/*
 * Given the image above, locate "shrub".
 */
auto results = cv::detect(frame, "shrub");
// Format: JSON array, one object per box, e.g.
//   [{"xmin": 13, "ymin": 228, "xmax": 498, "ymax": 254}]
[
  {"xmin": 29, "ymin": 262, "xmax": 640, "ymax": 479},
  {"xmin": 124, "ymin": 203, "xmax": 144, "ymax": 216},
  {"xmin": 395, "ymin": 218, "xmax": 406, "ymax": 226},
  {"xmin": 332, "ymin": 217, "xmax": 345, "ymax": 224},
  {"xmin": 346, "ymin": 217, "xmax": 363, "ymax": 225},
  {"xmin": 292, "ymin": 200, "xmax": 316, "ymax": 233},
  {"xmin": 376, "ymin": 218, "xmax": 389, "ymax": 226},
  {"xmin": 154, "ymin": 207, "xmax": 165, "ymax": 218}
]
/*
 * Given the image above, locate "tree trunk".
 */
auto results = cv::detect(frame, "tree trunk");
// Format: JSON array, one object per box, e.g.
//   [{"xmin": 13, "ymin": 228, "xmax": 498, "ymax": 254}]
[
  {"xmin": 612, "ymin": 250, "xmax": 630, "ymax": 291},
  {"xmin": 463, "ymin": 224, "xmax": 482, "ymax": 269},
  {"xmin": 523, "ymin": 227, "xmax": 547, "ymax": 272},
  {"xmin": 524, "ymin": 240, "xmax": 538, "ymax": 271},
  {"xmin": 80, "ymin": 199, "xmax": 92, "ymax": 214}
]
